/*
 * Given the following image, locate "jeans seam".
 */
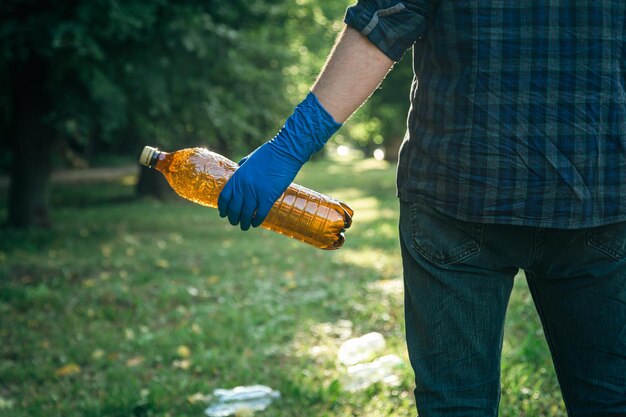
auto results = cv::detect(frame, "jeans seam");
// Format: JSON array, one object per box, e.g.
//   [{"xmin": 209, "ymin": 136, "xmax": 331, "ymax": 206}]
[
  {"xmin": 526, "ymin": 274, "xmax": 573, "ymax": 416},
  {"xmin": 526, "ymin": 228, "xmax": 544, "ymax": 270}
]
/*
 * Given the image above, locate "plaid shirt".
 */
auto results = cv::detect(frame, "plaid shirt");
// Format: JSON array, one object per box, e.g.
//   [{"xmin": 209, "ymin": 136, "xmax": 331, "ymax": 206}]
[{"xmin": 345, "ymin": 1, "xmax": 626, "ymax": 228}]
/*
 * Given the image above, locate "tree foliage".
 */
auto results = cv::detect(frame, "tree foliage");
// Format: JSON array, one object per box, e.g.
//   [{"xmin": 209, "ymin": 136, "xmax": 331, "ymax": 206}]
[
  {"xmin": 1, "ymin": 0, "xmax": 304, "ymax": 226},
  {"xmin": 1, "ymin": 0, "xmax": 302, "ymax": 161},
  {"xmin": 282, "ymin": 0, "xmax": 413, "ymax": 160},
  {"xmin": 1, "ymin": 0, "xmax": 414, "ymax": 226}
]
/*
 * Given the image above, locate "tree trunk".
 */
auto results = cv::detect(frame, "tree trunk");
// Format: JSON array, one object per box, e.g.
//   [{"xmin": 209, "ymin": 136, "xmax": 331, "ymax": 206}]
[
  {"xmin": 383, "ymin": 135, "xmax": 403, "ymax": 162},
  {"xmin": 7, "ymin": 58, "xmax": 53, "ymax": 228},
  {"xmin": 136, "ymin": 166, "xmax": 177, "ymax": 200}
]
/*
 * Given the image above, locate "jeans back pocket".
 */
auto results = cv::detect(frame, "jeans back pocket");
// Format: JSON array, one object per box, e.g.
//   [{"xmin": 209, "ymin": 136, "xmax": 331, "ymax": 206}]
[
  {"xmin": 409, "ymin": 201, "xmax": 483, "ymax": 267},
  {"xmin": 585, "ymin": 222, "xmax": 626, "ymax": 262}
]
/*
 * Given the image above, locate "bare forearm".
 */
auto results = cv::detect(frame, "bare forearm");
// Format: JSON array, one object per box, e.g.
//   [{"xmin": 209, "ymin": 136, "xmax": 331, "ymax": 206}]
[{"xmin": 312, "ymin": 26, "xmax": 395, "ymax": 123}]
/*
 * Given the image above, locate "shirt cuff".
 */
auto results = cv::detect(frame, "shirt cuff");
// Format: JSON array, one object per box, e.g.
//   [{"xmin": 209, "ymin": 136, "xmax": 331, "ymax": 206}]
[{"xmin": 344, "ymin": 0, "xmax": 437, "ymax": 61}]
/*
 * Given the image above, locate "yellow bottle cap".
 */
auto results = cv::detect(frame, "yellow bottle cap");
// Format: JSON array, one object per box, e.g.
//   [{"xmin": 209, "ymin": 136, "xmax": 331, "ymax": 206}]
[{"xmin": 139, "ymin": 146, "xmax": 158, "ymax": 167}]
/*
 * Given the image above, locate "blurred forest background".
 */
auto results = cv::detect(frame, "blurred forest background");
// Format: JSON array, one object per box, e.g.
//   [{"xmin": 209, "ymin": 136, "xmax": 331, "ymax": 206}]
[
  {"xmin": 0, "ymin": 2, "xmax": 567, "ymax": 417},
  {"xmin": 0, "ymin": 0, "xmax": 412, "ymax": 229}
]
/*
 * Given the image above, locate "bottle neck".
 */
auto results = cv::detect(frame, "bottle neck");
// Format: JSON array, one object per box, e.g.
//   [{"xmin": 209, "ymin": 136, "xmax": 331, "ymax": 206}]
[
  {"xmin": 147, "ymin": 149, "xmax": 161, "ymax": 168},
  {"xmin": 139, "ymin": 146, "xmax": 170, "ymax": 171},
  {"xmin": 152, "ymin": 151, "xmax": 173, "ymax": 173}
]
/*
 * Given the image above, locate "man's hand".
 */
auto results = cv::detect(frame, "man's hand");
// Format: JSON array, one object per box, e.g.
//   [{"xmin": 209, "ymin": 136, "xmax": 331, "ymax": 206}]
[
  {"xmin": 217, "ymin": 92, "xmax": 342, "ymax": 230},
  {"xmin": 217, "ymin": 141, "xmax": 302, "ymax": 231}
]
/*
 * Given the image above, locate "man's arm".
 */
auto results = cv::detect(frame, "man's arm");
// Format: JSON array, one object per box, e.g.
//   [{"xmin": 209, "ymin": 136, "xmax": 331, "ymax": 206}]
[
  {"xmin": 219, "ymin": 1, "xmax": 439, "ymax": 230},
  {"xmin": 312, "ymin": 26, "xmax": 395, "ymax": 123},
  {"xmin": 217, "ymin": 26, "xmax": 395, "ymax": 230}
]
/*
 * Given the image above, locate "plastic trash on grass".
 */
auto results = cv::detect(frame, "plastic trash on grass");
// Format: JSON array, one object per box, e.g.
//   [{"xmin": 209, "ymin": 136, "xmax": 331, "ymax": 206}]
[
  {"xmin": 342, "ymin": 354, "xmax": 403, "ymax": 392},
  {"xmin": 337, "ymin": 332, "xmax": 405, "ymax": 392},
  {"xmin": 204, "ymin": 385, "xmax": 280, "ymax": 417},
  {"xmin": 337, "ymin": 332, "xmax": 386, "ymax": 366}
]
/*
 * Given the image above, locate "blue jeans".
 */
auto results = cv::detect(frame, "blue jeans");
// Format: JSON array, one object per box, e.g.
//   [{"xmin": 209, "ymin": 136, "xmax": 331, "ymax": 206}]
[{"xmin": 399, "ymin": 200, "xmax": 626, "ymax": 417}]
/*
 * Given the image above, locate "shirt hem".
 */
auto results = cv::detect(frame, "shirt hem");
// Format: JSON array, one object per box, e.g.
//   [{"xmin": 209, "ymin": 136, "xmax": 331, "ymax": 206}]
[{"xmin": 397, "ymin": 193, "xmax": 626, "ymax": 230}]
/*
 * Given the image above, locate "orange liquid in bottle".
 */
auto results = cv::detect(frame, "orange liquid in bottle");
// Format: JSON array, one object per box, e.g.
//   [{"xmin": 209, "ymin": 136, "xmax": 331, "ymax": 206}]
[{"xmin": 140, "ymin": 147, "xmax": 353, "ymax": 249}]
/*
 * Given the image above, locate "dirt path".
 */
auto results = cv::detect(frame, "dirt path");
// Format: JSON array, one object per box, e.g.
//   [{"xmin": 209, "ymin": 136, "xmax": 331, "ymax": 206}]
[{"xmin": 0, "ymin": 165, "xmax": 138, "ymax": 188}]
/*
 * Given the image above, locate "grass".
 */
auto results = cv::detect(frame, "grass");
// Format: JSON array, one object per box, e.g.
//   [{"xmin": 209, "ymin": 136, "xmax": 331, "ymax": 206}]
[{"xmin": 0, "ymin": 157, "xmax": 566, "ymax": 417}]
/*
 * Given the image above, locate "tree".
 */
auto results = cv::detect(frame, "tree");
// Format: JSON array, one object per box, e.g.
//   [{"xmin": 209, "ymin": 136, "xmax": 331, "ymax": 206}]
[
  {"xmin": 1, "ymin": 0, "xmax": 298, "ymax": 226},
  {"xmin": 1, "ymin": 0, "xmax": 416, "ymax": 227}
]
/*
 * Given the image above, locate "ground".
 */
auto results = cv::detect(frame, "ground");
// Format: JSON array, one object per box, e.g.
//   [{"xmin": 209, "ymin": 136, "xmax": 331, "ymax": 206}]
[{"xmin": 0, "ymin": 157, "xmax": 566, "ymax": 416}]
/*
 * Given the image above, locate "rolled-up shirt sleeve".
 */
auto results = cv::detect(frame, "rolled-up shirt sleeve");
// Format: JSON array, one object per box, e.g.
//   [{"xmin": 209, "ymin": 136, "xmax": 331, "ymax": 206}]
[{"xmin": 344, "ymin": 0, "xmax": 440, "ymax": 61}]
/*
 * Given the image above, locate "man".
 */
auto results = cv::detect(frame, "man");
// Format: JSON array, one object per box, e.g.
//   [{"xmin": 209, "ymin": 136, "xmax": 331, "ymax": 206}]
[{"xmin": 218, "ymin": 1, "xmax": 626, "ymax": 416}]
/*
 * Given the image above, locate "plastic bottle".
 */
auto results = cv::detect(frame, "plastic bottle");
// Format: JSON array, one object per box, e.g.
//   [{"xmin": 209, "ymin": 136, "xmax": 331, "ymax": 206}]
[
  {"xmin": 139, "ymin": 146, "xmax": 353, "ymax": 250},
  {"xmin": 342, "ymin": 354, "xmax": 403, "ymax": 392},
  {"xmin": 337, "ymin": 332, "xmax": 386, "ymax": 366},
  {"xmin": 204, "ymin": 385, "xmax": 280, "ymax": 417}
]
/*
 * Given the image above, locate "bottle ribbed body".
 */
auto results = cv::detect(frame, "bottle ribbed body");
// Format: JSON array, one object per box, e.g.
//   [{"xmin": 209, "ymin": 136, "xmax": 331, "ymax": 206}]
[{"xmin": 148, "ymin": 147, "xmax": 352, "ymax": 250}]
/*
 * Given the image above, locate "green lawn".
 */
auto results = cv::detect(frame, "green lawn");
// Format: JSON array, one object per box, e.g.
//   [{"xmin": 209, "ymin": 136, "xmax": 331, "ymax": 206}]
[{"xmin": 0, "ymin": 158, "xmax": 565, "ymax": 417}]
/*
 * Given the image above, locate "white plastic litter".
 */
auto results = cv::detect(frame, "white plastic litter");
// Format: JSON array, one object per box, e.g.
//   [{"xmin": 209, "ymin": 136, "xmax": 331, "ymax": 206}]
[
  {"xmin": 337, "ymin": 332, "xmax": 386, "ymax": 366},
  {"xmin": 204, "ymin": 385, "xmax": 280, "ymax": 417},
  {"xmin": 342, "ymin": 354, "xmax": 403, "ymax": 392}
]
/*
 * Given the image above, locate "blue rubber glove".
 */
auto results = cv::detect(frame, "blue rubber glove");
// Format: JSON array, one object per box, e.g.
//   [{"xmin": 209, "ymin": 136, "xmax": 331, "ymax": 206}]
[{"xmin": 218, "ymin": 92, "xmax": 342, "ymax": 230}]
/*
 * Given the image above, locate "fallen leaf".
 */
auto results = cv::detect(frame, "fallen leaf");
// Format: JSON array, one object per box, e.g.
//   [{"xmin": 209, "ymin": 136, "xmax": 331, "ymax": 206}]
[
  {"xmin": 173, "ymin": 359, "xmax": 190, "ymax": 370},
  {"xmin": 155, "ymin": 259, "xmax": 170, "ymax": 268},
  {"xmin": 191, "ymin": 323, "xmax": 202, "ymax": 335},
  {"xmin": 187, "ymin": 392, "xmax": 209, "ymax": 404},
  {"xmin": 126, "ymin": 356, "xmax": 144, "ymax": 367},
  {"xmin": 56, "ymin": 363, "xmax": 81, "ymax": 377},
  {"xmin": 92, "ymin": 349, "xmax": 105, "ymax": 360},
  {"xmin": 283, "ymin": 280, "xmax": 297, "ymax": 291},
  {"xmin": 177, "ymin": 345, "xmax": 191, "ymax": 358}
]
